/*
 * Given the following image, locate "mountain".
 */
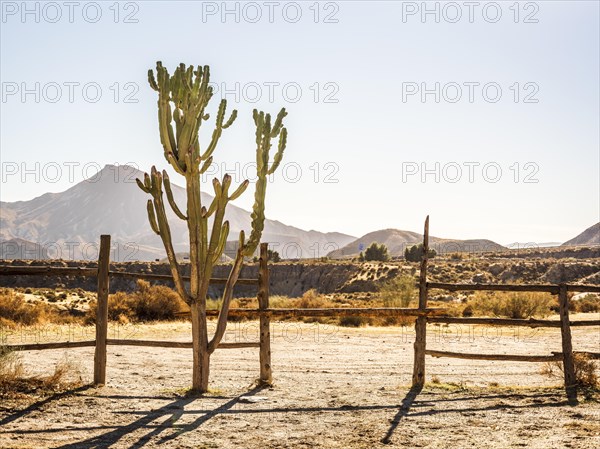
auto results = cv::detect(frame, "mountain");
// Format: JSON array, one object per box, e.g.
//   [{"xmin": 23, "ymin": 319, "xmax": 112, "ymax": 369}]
[
  {"xmin": 0, "ymin": 238, "xmax": 49, "ymax": 260},
  {"xmin": 562, "ymin": 223, "xmax": 600, "ymax": 247},
  {"xmin": 0, "ymin": 165, "xmax": 355, "ymax": 261},
  {"xmin": 505, "ymin": 242, "xmax": 562, "ymax": 249},
  {"xmin": 327, "ymin": 228, "xmax": 506, "ymax": 259}
]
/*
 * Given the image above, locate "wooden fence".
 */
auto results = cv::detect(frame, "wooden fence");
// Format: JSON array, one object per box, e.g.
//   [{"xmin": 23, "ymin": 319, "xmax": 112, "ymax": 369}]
[
  {"xmin": 412, "ymin": 216, "xmax": 600, "ymax": 405},
  {"xmin": 1, "ymin": 226, "xmax": 599, "ymax": 403},
  {"xmin": 0, "ymin": 235, "xmax": 272, "ymax": 386}
]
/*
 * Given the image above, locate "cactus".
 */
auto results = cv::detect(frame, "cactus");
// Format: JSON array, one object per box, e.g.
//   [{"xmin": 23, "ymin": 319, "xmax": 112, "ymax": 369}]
[{"xmin": 137, "ymin": 62, "xmax": 287, "ymax": 392}]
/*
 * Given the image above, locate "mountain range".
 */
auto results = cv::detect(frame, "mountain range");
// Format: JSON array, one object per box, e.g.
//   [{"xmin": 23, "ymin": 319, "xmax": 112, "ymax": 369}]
[
  {"xmin": 1, "ymin": 165, "xmax": 597, "ymax": 261},
  {"xmin": 0, "ymin": 165, "xmax": 355, "ymax": 261},
  {"xmin": 326, "ymin": 228, "xmax": 506, "ymax": 258}
]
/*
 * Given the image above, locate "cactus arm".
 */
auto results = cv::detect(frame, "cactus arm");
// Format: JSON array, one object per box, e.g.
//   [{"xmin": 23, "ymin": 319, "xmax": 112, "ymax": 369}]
[
  {"xmin": 148, "ymin": 69, "xmax": 158, "ymax": 91},
  {"xmin": 153, "ymin": 193, "xmax": 189, "ymax": 302},
  {"xmin": 205, "ymin": 196, "xmax": 218, "ymax": 217},
  {"xmin": 223, "ymin": 109, "xmax": 237, "ymax": 129},
  {"xmin": 207, "ymin": 248, "xmax": 245, "ymax": 354},
  {"xmin": 205, "ymin": 175, "xmax": 230, "ymax": 266},
  {"xmin": 212, "ymin": 220, "xmax": 230, "ymax": 265},
  {"xmin": 270, "ymin": 107, "xmax": 286, "ymax": 137},
  {"xmin": 200, "ymin": 156, "xmax": 213, "ymax": 175},
  {"xmin": 142, "ymin": 168, "xmax": 190, "ymax": 302},
  {"xmin": 146, "ymin": 200, "xmax": 160, "ymax": 235},
  {"xmin": 152, "ymin": 63, "xmax": 178, "ymax": 164},
  {"xmin": 243, "ymin": 108, "xmax": 288, "ymax": 256},
  {"xmin": 162, "ymin": 170, "xmax": 187, "ymax": 220},
  {"xmin": 268, "ymin": 126, "xmax": 287, "ymax": 175},
  {"xmin": 201, "ymin": 100, "xmax": 237, "ymax": 160},
  {"xmin": 229, "ymin": 179, "xmax": 249, "ymax": 201},
  {"xmin": 136, "ymin": 178, "xmax": 150, "ymax": 194},
  {"xmin": 244, "ymin": 176, "xmax": 266, "ymax": 256}
]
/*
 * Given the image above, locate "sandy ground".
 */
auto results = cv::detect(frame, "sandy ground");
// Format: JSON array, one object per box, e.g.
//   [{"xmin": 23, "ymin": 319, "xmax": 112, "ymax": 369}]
[{"xmin": 1, "ymin": 315, "xmax": 599, "ymax": 449}]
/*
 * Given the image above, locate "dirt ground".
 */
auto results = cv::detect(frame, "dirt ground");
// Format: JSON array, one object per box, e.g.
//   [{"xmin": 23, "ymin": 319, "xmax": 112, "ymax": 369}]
[{"xmin": 1, "ymin": 315, "xmax": 599, "ymax": 449}]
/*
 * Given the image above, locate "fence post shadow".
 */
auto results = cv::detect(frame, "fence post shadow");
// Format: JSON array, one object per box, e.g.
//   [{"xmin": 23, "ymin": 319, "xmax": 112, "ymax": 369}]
[
  {"xmin": 381, "ymin": 384, "xmax": 422, "ymax": 445},
  {"xmin": 0, "ymin": 384, "xmax": 94, "ymax": 428}
]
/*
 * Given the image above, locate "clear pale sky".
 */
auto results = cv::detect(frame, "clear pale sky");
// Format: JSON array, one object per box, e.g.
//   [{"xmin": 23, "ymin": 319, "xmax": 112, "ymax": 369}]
[{"xmin": 1, "ymin": 1, "xmax": 598, "ymax": 244}]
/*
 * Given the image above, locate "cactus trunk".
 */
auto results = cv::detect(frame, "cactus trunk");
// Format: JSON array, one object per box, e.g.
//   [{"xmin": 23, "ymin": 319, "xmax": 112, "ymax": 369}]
[{"xmin": 190, "ymin": 303, "xmax": 210, "ymax": 392}]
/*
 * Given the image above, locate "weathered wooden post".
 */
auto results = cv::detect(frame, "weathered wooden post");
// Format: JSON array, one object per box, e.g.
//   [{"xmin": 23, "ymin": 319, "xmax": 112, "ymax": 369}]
[
  {"xmin": 558, "ymin": 284, "xmax": 577, "ymax": 404},
  {"xmin": 94, "ymin": 234, "xmax": 111, "ymax": 385},
  {"xmin": 412, "ymin": 216, "xmax": 429, "ymax": 388},
  {"xmin": 258, "ymin": 243, "xmax": 272, "ymax": 385}
]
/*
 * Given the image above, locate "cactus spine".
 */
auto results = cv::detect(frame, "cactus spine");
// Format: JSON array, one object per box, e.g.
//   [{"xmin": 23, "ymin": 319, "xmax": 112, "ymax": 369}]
[{"xmin": 138, "ymin": 62, "xmax": 287, "ymax": 392}]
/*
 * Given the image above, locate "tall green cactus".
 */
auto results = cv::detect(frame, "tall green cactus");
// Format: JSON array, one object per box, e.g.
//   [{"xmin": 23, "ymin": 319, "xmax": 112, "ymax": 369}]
[{"xmin": 138, "ymin": 62, "xmax": 287, "ymax": 392}]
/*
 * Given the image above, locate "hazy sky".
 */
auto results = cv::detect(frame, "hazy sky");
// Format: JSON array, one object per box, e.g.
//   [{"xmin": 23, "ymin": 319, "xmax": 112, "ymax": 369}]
[{"xmin": 1, "ymin": 1, "xmax": 599, "ymax": 244}]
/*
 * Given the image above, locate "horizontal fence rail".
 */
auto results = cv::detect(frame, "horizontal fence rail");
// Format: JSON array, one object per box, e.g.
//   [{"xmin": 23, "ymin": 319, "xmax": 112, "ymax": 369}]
[
  {"xmin": 0, "ymin": 266, "xmax": 259, "ymax": 285},
  {"xmin": 428, "ymin": 282, "xmax": 600, "ymax": 294},
  {"xmin": 427, "ymin": 317, "xmax": 600, "ymax": 328},
  {"xmin": 426, "ymin": 350, "xmax": 600, "ymax": 362},
  {"xmin": 0, "ymin": 266, "xmax": 98, "ymax": 277},
  {"xmin": 108, "ymin": 271, "xmax": 260, "ymax": 285},
  {"xmin": 2, "ymin": 340, "xmax": 260, "ymax": 351},
  {"xmin": 188, "ymin": 307, "xmax": 447, "ymax": 318},
  {"xmin": 425, "ymin": 350, "xmax": 563, "ymax": 363}
]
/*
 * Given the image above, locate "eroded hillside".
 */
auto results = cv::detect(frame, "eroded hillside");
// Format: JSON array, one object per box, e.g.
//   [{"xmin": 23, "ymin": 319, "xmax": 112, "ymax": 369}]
[{"xmin": 1, "ymin": 246, "xmax": 598, "ymax": 297}]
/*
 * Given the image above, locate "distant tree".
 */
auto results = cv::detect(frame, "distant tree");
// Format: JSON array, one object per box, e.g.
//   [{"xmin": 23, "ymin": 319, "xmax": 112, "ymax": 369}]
[
  {"xmin": 404, "ymin": 243, "xmax": 436, "ymax": 262},
  {"xmin": 362, "ymin": 242, "xmax": 390, "ymax": 261},
  {"xmin": 269, "ymin": 249, "xmax": 281, "ymax": 263}
]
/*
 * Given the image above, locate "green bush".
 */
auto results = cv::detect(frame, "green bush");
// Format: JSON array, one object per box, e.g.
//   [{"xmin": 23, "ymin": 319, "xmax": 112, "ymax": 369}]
[
  {"xmin": 379, "ymin": 275, "xmax": 415, "ymax": 308},
  {"xmin": 359, "ymin": 243, "xmax": 390, "ymax": 262},
  {"xmin": 404, "ymin": 244, "xmax": 437, "ymax": 262}
]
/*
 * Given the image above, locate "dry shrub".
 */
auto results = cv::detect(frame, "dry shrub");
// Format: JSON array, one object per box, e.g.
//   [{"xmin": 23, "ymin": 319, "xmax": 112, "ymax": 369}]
[
  {"xmin": 470, "ymin": 291, "xmax": 553, "ymax": 319},
  {"xmin": 572, "ymin": 294, "xmax": 600, "ymax": 313},
  {"xmin": 0, "ymin": 346, "xmax": 24, "ymax": 383},
  {"xmin": 376, "ymin": 275, "xmax": 417, "ymax": 325},
  {"xmin": 86, "ymin": 280, "xmax": 187, "ymax": 323},
  {"xmin": 129, "ymin": 280, "xmax": 187, "ymax": 321},
  {"xmin": 0, "ymin": 288, "xmax": 55, "ymax": 326},
  {"xmin": 338, "ymin": 316, "xmax": 367, "ymax": 327},
  {"xmin": 106, "ymin": 292, "xmax": 134, "ymax": 323},
  {"xmin": 0, "ymin": 348, "xmax": 82, "ymax": 397},
  {"xmin": 541, "ymin": 353, "xmax": 599, "ymax": 390},
  {"xmin": 298, "ymin": 289, "xmax": 326, "ymax": 308},
  {"xmin": 45, "ymin": 357, "xmax": 83, "ymax": 388}
]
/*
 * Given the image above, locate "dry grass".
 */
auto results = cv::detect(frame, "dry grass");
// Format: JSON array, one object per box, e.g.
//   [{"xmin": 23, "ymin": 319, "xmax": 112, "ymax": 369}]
[
  {"xmin": 469, "ymin": 291, "xmax": 554, "ymax": 319},
  {"xmin": 540, "ymin": 353, "xmax": 599, "ymax": 391},
  {"xmin": 572, "ymin": 294, "xmax": 600, "ymax": 313},
  {"xmin": 0, "ymin": 288, "xmax": 68, "ymax": 327},
  {"xmin": 0, "ymin": 347, "xmax": 83, "ymax": 398}
]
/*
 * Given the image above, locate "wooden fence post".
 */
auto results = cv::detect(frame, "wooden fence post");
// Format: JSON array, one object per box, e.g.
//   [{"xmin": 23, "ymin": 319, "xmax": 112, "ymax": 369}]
[
  {"xmin": 558, "ymin": 284, "xmax": 577, "ymax": 404},
  {"xmin": 258, "ymin": 243, "xmax": 272, "ymax": 385},
  {"xmin": 94, "ymin": 234, "xmax": 111, "ymax": 386},
  {"xmin": 412, "ymin": 216, "xmax": 429, "ymax": 388}
]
